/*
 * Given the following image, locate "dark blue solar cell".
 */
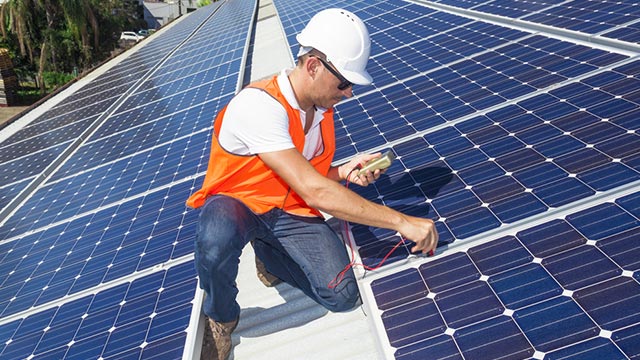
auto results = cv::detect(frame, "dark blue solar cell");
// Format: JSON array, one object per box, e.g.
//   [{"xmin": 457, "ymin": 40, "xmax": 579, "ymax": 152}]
[
  {"xmin": 549, "ymin": 82, "xmax": 593, "ymax": 100},
  {"xmin": 419, "ymin": 252, "xmax": 479, "ymax": 293},
  {"xmin": 468, "ymin": 236, "xmax": 532, "ymax": 276},
  {"xmin": 555, "ymin": 147, "xmax": 611, "ymax": 174},
  {"xmin": 516, "ymin": 124, "xmax": 563, "ymax": 145},
  {"xmin": 382, "ymin": 297, "xmax": 445, "ymax": 348},
  {"xmin": 597, "ymin": 228, "xmax": 640, "ymax": 272},
  {"xmin": 499, "ymin": 113, "xmax": 543, "ymax": 133},
  {"xmin": 578, "ymin": 162, "xmax": 640, "ymax": 191},
  {"xmin": 617, "ymin": 192, "xmax": 640, "ymax": 218},
  {"xmin": 567, "ymin": 89, "xmax": 614, "ymax": 109},
  {"xmin": 102, "ymin": 318, "xmax": 150, "ymax": 358},
  {"xmin": 486, "ymin": 105, "xmax": 525, "ymax": 124},
  {"xmin": 473, "ymin": 175, "xmax": 524, "ymax": 203},
  {"xmin": 393, "ymin": 137, "xmax": 429, "ymax": 156},
  {"xmin": 588, "ymin": 98, "xmax": 637, "ymax": 119},
  {"xmin": 142, "ymin": 332, "xmax": 187, "ymax": 359},
  {"xmin": 566, "ymin": 202, "xmax": 639, "ymax": 240},
  {"xmin": 455, "ymin": 115, "xmax": 493, "ymax": 134},
  {"xmin": 432, "ymin": 189, "xmax": 481, "ymax": 218},
  {"xmin": 574, "ymin": 276, "xmax": 640, "ymax": 331},
  {"xmin": 446, "ymin": 206, "xmax": 502, "ymax": 239},
  {"xmin": 582, "ymin": 71, "xmax": 627, "ymax": 88},
  {"xmin": 1, "ymin": 330, "xmax": 42, "ymax": 359},
  {"xmin": 490, "ymin": 263, "xmax": 563, "ymax": 310},
  {"xmin": 517, "ymin": 219, "xmax": 586, "ymax": 258},
  {"xmin": 394, "ymin": 333, "xmax": 462, "ymax": 359},
  {"xmin": 596, "ymin": 133, "xmax": 640, "ymax": 160},
  {"xmin": 514, "ymin": 296, "xmax": 598, "ymax": 352},
  {"xmin": 437, "ymin": 280, "xmax": 504, "ymax": 328},
  {"xmin": 543, "ymin": 245, "xmax": 621, "ymax": 290},
  {"xmin": 601, "ymin": 77, "xmax": 640, "ymax": 97},
  {"xmin": 433, "ymin": 136, "xmax": 474, "ymax": 157},
  {"xmin": 423, "ymin": 126, "xmax": 461, "ymax": 145},
  {"xmin": 534, "ymin": 135, "xmax": 585, "ymax": 158},
  {"xmin": 535, "ymin": 103, "xmax": 579, "ymax": 123},
  {"xmin": 614, "ymin": 323, "xmax": 640, "ymax": 358},
  {"xmin": 359, "ymin": 237, "xmax": 410, "ymax": 268},
  {"xmin": 610, "ymin": 109, "xmax": 640, "ymax": 131},
  {"xmin": 571, "ymin": 122, "xmax": 626, "ymax": 144},
  {"xmin": 490, "ymin": 192, "xmax": 548, "ymax": 223},
  {"xmin": 457, "ymin": 160, "xmax": 505, "ymax": 186},
  {"xmin": 518, "ymin": 93, "xmax": 556, "ymax": 111},
  {"xmin": 421, "ymin": 173, "xmax": 464, "ymax": 200},
  {"xmin": 445, "ymin": 148, "xmax": 488, "ymax": 170},
  {"xmin": 534, "ymin": 176, "xmax": 595, "ymax": 207},
  {"xmin": 546, "ymin": 337, "xmax": 627, "ymax": 360},
  {"xmin": 496, "ymin": 147, "xmax": 546, "ymax": 172},
  {"xmin": 146, "ymin": 303, "xmax": 191, "ymax": 343},
  {"xmin": 466, "ymin": 125, "xmax": 508, "ymax": 145},
  {"xmin": 371, "ymin": 268, "xmax": 427, "ymax": 311},
  {"xmin": 455, "ymin": 316, "xmax": 533, "ymax": 359},
  {"xmin": 480, "ymin": 136, "xmax": 524, "ymax": 158},
  {"xmin": 34, "ymin": 317, "xmax": 82, "ymax": 355}
]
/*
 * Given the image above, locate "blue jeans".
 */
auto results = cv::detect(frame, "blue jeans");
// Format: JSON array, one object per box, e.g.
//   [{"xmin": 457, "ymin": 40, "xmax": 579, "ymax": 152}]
[{"xmin": 194, "ymin": 195, "xmax": 359, "ymax": 322}]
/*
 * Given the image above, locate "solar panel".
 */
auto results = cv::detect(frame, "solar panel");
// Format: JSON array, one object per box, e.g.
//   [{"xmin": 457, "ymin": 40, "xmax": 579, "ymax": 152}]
[
  {"xmin": 272, "ymin": 0, "xmax": 639, "ymax": 358},
  {"xmin": 363, "ymin": 191, "xmax": 639, "ymax": 359},
  {"xmin": 425, "ymin": 0, "xmax": 640, "ymax": 45},
  {"xmin": 0, "ymin": 0, "xmax": 256, "ymax": 358},
  {"xmin": 0, "ymin": 0, "xmax": 638, "ymax": 358}
]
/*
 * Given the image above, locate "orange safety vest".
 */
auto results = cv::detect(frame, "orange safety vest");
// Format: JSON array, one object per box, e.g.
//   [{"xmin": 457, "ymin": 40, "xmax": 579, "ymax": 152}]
[{"xmin": 186, "ymin": 76, "xmax": 336, "ymax": 217}]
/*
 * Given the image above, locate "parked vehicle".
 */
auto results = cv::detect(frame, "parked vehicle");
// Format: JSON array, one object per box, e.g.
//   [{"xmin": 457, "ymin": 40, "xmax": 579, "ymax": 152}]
[{"xmin": 120, "ymin": 31, "xmax": 144, "ymax": 42}]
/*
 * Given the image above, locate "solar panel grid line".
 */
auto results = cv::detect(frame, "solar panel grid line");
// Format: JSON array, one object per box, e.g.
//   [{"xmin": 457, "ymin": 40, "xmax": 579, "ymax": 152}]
[
  {"xmin": 0, "ymin": 253, "xmax": 194, "ymax": 328},
  {"xmin": 417, "ymin": 0, "xmax": 640, "ymax": 53},
  {"xmin": 331, "ymin": 54, "xmax": 638, "ymax": 166},
  {"xmin": 0, "ymin": 172, "xmax": 198, "ymax": 246},
  {"xmin": 3, "ymin": 3, "xmax": 256, "ymax": 358},
  {"xmin": 0, "ymin": 13, "xmax": 225, "ymax": 226},
  {"xmin": 0, "ymin": 180, "xmax": 201, "ymax": 318},
  {"xmin": 346, "ymin": 176, "xmax": 640, "ymax": 284},
  {"xmin": 358, "ymin": 191, "xmax": 639, "ymax": 359},
  {"xmin": 0, "ymin": 114, "xmax": 213, "ymax": 238},
  {"xmin": 44, "ymin": 109, "xmax": 215, "ymax": 187},
  {"xmin": 0, "ymin": 6, "xmax": 233, "ymax": 227},
  {"xmin": 0, "ymin": 258, "xmax": 198, "ymax": 360}
]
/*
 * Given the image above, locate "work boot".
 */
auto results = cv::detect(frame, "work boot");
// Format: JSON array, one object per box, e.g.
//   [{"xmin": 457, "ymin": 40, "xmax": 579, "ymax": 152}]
[
  {"xmin": 200, "ymin": 316, "xmax": 238, "ymax": 360},
  {"xmin": 255, "ymin": 255, "xmax": 283, "ymax": 287}
]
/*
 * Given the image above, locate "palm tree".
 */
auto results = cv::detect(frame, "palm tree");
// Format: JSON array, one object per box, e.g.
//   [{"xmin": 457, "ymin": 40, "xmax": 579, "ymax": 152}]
[{"xmin": 60, "ymin": 0, "xmax": 100, "ymax": 66}]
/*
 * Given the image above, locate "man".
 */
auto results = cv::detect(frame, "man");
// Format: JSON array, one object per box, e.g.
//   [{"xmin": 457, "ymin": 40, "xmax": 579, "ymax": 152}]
[{"xmin": 187, "ymin": 8, "xmax": 438, "ymax": 360}]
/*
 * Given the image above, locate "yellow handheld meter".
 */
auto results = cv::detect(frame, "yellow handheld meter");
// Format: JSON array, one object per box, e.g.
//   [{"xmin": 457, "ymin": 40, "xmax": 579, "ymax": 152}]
[{"xmin": 358, "ymin": 150, "xmax": 396, "ymax": 176}]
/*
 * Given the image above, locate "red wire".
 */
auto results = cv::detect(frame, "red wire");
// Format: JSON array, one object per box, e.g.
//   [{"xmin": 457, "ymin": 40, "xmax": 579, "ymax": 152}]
[{"xmin": 328, "ymin": 169, "xmax": 410, "ymax": 289}]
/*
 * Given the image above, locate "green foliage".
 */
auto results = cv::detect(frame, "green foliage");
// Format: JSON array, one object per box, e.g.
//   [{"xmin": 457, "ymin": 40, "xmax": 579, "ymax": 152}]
[
  {"xmin": 42, "ymin": 71, "xmax": 75, "ymax": 89},
  {"xmin": 0, "ymin": 0, "xmax": 144, "ymax": 100},
  {"xmin": 197, "ymin": 0, "xmax": 213, "ymax": 7}
]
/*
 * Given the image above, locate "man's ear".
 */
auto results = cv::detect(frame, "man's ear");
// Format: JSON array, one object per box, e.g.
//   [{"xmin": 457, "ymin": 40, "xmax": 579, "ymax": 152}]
[{"xmin": 306, "ymin": 56, "xmax": 319, "ymax": 79}]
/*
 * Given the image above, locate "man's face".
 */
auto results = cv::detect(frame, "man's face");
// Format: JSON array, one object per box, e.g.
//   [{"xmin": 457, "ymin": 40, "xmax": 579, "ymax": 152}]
[{"xmin": 312, "ymin": 56, "xmax": 354, "ymax": 108}]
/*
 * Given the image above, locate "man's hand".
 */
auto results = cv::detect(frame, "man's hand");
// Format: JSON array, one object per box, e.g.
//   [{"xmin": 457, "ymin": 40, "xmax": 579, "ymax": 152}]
[
  {"xmin": 398, "ymin": 216, "xmax": 439, "ymax": 254},
  {"xmin": 340, "ymin": 152, "xmax": 385, "ymax": 186}
]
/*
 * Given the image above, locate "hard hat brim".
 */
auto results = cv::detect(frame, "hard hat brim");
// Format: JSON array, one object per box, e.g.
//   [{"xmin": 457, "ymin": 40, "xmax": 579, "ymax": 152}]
[{"xmin": 336, "ymin": 66, "xmax": 373, "ymax": 86}]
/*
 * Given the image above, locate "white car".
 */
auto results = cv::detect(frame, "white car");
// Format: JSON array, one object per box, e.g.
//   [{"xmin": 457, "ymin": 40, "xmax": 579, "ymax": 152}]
[{"xmin": 120, "ymin": 31, "xmax": 144, "ymax": 42}]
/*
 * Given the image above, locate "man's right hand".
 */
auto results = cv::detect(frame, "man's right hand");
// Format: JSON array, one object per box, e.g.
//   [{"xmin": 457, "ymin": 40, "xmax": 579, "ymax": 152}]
[{"xmin": 398, "ymin": 216, "xmax": 439, "ymax": 254}]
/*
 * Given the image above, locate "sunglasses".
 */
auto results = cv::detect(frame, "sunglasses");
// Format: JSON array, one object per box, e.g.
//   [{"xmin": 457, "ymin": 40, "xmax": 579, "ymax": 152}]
[{"xmin": 311, "ymin": 56, "xmax": 353, "ymax": 90}]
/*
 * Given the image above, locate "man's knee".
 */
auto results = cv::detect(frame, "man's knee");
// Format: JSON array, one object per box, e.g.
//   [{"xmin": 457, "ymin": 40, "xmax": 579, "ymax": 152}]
[{"xmin": 318, "ymin": 280, "xmax": 360, "ymax": 312}]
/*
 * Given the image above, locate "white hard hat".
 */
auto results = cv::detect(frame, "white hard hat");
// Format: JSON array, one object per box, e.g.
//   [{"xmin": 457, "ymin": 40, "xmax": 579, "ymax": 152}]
[{"xmin": 296, "ymin": 8, "xmax": 373, "ymax": 86}]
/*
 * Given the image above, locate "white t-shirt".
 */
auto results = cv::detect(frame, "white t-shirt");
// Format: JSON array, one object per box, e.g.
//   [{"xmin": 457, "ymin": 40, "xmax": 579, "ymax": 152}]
[{"xmin": 218, "ymin": 70, "xmax": 327, "ymax": 160}]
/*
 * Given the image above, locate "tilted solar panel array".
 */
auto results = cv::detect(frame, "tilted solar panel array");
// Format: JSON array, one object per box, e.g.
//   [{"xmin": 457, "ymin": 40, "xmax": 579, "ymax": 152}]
[
  {"xmin": 0, "ymin": 4, "xmax": 222, "ymax": 220},
  {"xmin": 426, "ymin": 0, "xmax": 640, "ymax": 44},
  {"xmin": 274, "ymin": 0, "xmax": 639, "ymax": 358},
  {"xmin": 0, "ymin": 1, "xmax": 256, "ymax": 359}
]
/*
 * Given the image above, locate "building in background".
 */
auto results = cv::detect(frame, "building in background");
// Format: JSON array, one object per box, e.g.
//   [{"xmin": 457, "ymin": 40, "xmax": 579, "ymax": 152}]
[{"xmin": 141, "ymin": 0, "xmax": 198, "ymax": 29}]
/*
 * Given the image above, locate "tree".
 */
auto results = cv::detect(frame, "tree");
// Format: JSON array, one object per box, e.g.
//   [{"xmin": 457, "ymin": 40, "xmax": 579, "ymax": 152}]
[{"xmin": 0, "ymin": 0, "xmax": 139, "ymax": 98}]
